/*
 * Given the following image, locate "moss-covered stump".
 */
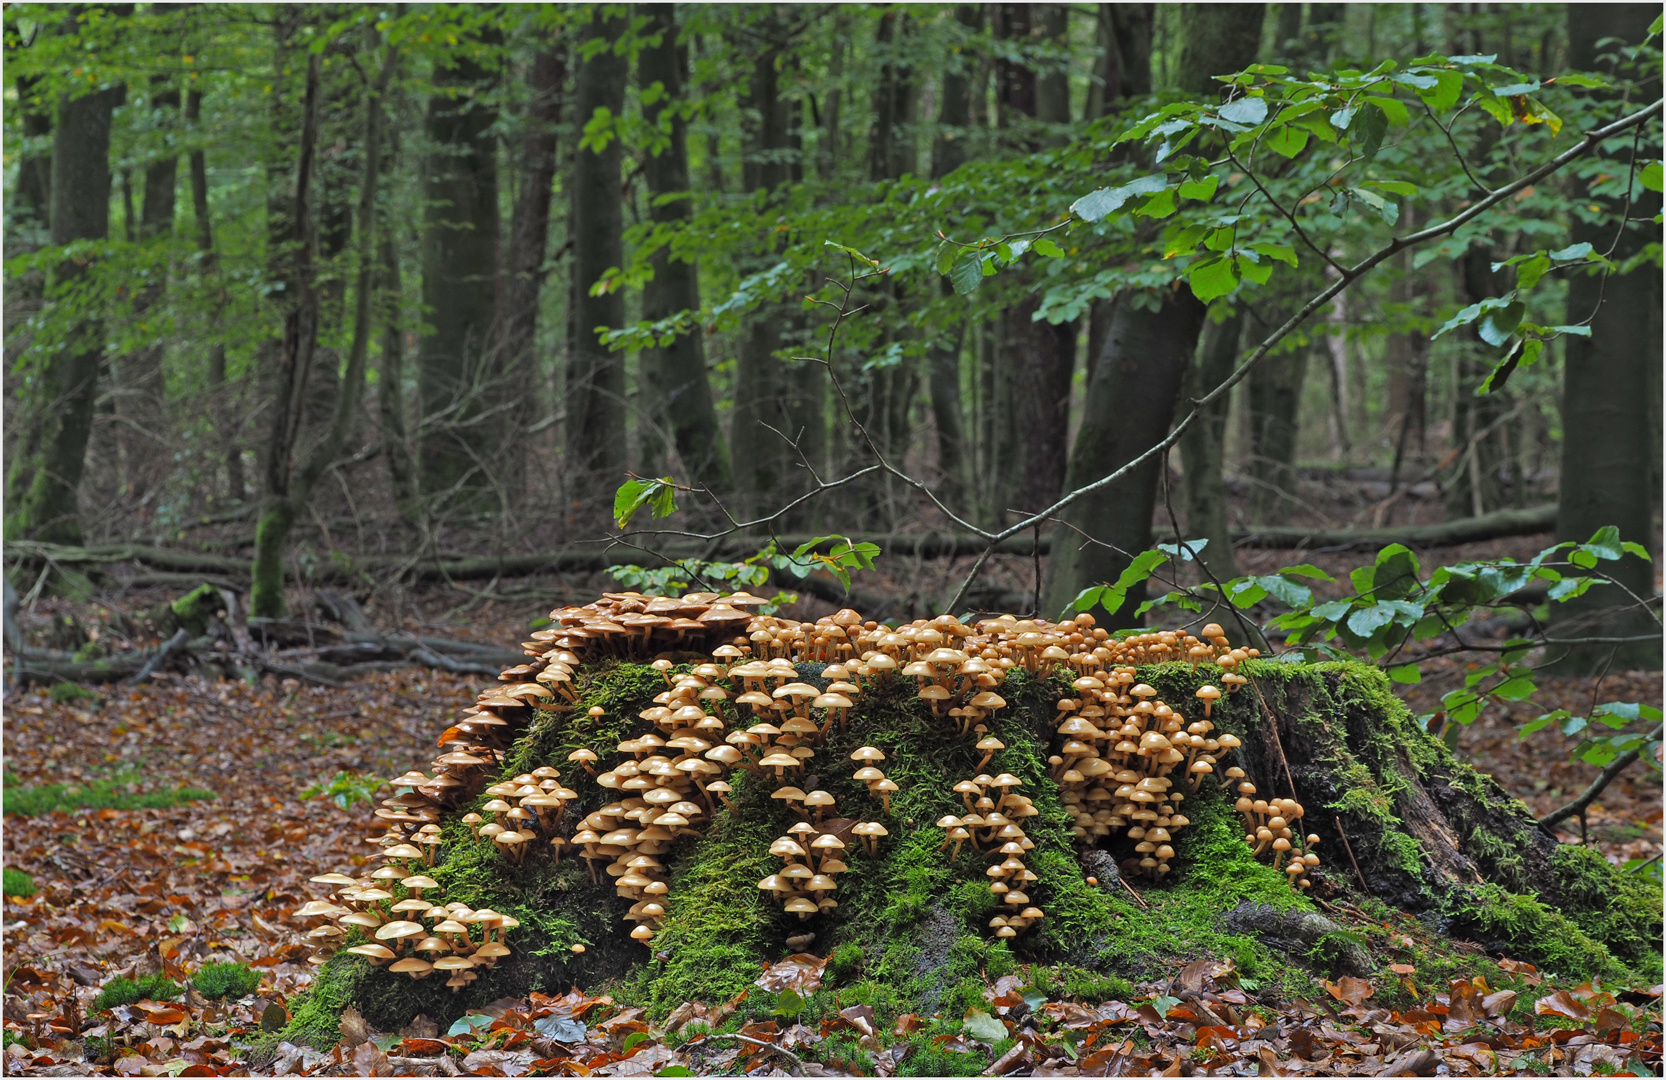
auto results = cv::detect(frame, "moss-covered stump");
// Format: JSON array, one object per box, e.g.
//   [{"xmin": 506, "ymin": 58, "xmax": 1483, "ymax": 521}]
[{"xmin": 279, "ymin": 630, "xmax": 1658, "ymax": 1046}]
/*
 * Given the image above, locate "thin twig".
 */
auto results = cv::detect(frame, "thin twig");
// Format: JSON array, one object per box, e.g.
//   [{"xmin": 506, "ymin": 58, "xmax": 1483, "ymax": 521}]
[
  {"xmin": 1119, "ymin": 876, "xmax": 1149, "ymax": 909},
  {"xmin": 1333, "ymin": 815, "xmax": 1371, "ymax": 897},
  {"xmin": 1539, "ymin": 724, "xmax": 1663, "ymax": 831},
  {"xmin": 703, "ymin": 1032, "xmax": 803, "ymax": 1071}
]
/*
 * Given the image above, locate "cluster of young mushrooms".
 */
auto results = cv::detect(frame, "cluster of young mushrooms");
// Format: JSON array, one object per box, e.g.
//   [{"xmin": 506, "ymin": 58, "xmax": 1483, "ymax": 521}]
[
  {"xmin": 291, "ymin": 825, "xmax": 516, "ymax": 992},
  {"xmin": 291, "ymin": 592, "xmax": 1317, "ymax": 968}
]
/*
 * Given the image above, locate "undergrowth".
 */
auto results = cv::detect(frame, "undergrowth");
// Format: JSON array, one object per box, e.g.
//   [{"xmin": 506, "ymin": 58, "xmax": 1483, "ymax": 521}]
[{"xmin": 2, "ymin": 768, "xmax": 216, "ymax": 817}]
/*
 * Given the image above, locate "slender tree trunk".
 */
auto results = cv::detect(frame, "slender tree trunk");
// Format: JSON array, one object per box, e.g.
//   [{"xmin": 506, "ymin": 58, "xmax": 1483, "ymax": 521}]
[
  {"xmin": 1180, "ymin": 307, "xmax": 1242, "ymax": 580},
  {"xmin": 1445, "ymin": 242, "xmax": 1509, "ymax": 519},
  {"xmin": 377, "ymin": 233, "xmax": 418, "ymax": 521},
  {"xmin": 252, "ymin": 48, "xmax": 392, "ymax": 616},
  {"xmin": 499, "ymin": 46, "xmax": 566, "ymax": 504},
  {"xmin": 1551, "ymin": 4, "xmax": 1662, "ymax": 671},
  {"xmin": 417, "ymin": 47, "xmax": 500, "ymax": 506},
  {"xmin": 186, "ymin": 83, "xmax": 244, "ymax": 504},
  {"xmin": 10, "ymin": 64, "xmax": 52, "ymax": 239},
  {"xmin": 118, "ymin": 78, "xmax": 181, "ymax": 501},
  {"xmin": 4, "ymin": 70, "xmax": 123, "ymax": 543},
  {"xmin": 1247, "ymin": 333, "xmax": 1309, "ymax": 522},
  {"xmin": 1041, "ymin": 292, "xmax": 1208, "ymax": 622},
  {"xmin": 567, "ymin": 10, "xmax": 628, "ymax": 494},
  {"xmin": 638, "ymin": 6, "xmax": 728, "ymax": 491},
  {"xmin": 1034, "ymin": 4, "xmax": 1071, "ymax": 135},
  {"xmin": 251, "ymin": 52, "xmax": 324, "ymax": 617},
  {"xmin": 924, "ymin": 5, "xmax": 982, "ymax": 510},
  {"xmin": 1383, "ymin": 207, "xmax": 1427, "ymax": 513}
]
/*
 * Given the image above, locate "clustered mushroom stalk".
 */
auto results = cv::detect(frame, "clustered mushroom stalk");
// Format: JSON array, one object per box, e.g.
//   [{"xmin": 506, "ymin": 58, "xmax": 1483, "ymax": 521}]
[{"xmin": 938, "ymin": 766, "xmax": 1048, "ymax": 940}]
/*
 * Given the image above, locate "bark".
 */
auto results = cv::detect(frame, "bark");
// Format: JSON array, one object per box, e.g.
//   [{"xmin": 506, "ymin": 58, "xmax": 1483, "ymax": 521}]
[
  {"xmin": 1444, "ymin": 242, "xmax": 1509, "ymax": 519},
  {"xmin": 4, "ymin": 67, "xmax": 123, "ymax": 544},
  {"xmin": 1088, "ymin": 4, "xmax": 1153, "ymax": 118},
  {"xmin": 1383, "ymin": 209, "xmax": 1427, "ymax": 513},
  {"xmin": 417, "ymin": 46, "xmax": 500, "ymax": 504},
  {"xmin": 993, "ymin": 5, "xmax": 1037, "ymax": 133},
  {"xmin": 1246, "ymin": 308, "xmax": 1310, "ymax": 523},
  {"xmin": 923, "ymin": 5, "xmax": 983, "ymax": 510},
  {"xmin": 1179, "ymin": 307, "xmax": 1242, "ymax": 580},
  {"xmin": 377, "ymin": 233, "xmax": 418, "ymax": 521},
  {"xmin": 498, "ymin": 46, "xmax": 565, "ymax": 503},
  {"xmin": 1040, "ymin": 291, "xmax": 1208, "ymax": 623},
  {"xmin": 186, "ymin": 84, "xmax": 245, "ymax": 504},
  {"xmin": 1175, "ymin": 4, "xmax": 1267, "ymax": 95},
  {"xmin": 119, "ymin": 78, "xmax": 181, "ymax": 501},
  {"xmin": 10, "ymin": 66, "xmax": 53, "ymax": 237},
  {"xmin": 638, "ymin": 6, "xmax": 728, "ymax": 490},
  {"xmin": 867, "ymin": 9, "xmax": 918, "ymax": 181},
  {"xmin": 1552, "ymin": 4, "xmax": 1662, "ymax": 672},
  {"xmin": 567, "ymin": 10, "xmax": 629, "ymax": 490},
  {"xmin": 1034, "ymin": 4, "xmax": 1071, "ymax": 132},
  {"xmin": 252, "ymin": 47, "xmax": 393, "ymax": 617}
]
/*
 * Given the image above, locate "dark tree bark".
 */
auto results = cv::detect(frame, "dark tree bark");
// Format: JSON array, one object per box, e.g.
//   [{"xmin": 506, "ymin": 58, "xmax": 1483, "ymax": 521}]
[
  {"xmin": 1444, "ymin": 242, "xmax": 1510, "ymax": 520},
  {"xmin": 4, "ymin": 54, "xmax": 124, "ymax": 544},
  {"xmin": 1383, "ymin": 207, "xmax": 1427, "ymax": 515},
  {"xmin": 252, "ymin": 47, "xmax": 393, "ymax": 616},
  {"xmin": 993, "ymin": 5, "xmax": 1037, "ymax": 132},
  {"xmin": 567, "ymin": 10, "xmax": 628, "ymax": 492},
  {"xmin": 417, "ymin": 46, "xmax": 500, "ymax": 504},
  {"xmin": 1034, "ymin": 4, "xmax": 1071, "ymax": 132},
  {"xmin": 377, "ymin": 234, "xmax": 418, "ymax": 521},
  {"xmin": 499, "ymin": 46, "xmax": 566, "ymax": 503},
  {"xmin": 1552, "ymin": 4, "xmax": 1662, "ymax": 671},
  {"xmin": 185, "ymin": 83, "xmax": 244, "ymax": 504},
  {"xmin": 1176, "ymin": 3, "xmax": 1268, "ymax": 95},
  {"xmin": 1040, "ymin": 292, "xmax": 1208, "ymax": 622},
  {"xmin": 8, "ymin": 50, "xmax": 53, "ymax": 239},
  {"xmin": 867, "ymin": 9, "xmax": 918, "ymax": 181},
  {"xmin": 638, "ymin": 6, "xmax": 728, "ymax": 490},
  {"xmin": 118, "ymin": 77, "xmax": 182, "ymax": 500},
  {"xmin": 1246, "ymin": 330, "xmax": 1309, "ymax": 523},
  {"xmin": 1180, "ymin": 307, "xmax": 1243, "ymax": 580},
  {"xmin": 1088, "ymin": 4, "xmax": 1153, "ymax": 119}
]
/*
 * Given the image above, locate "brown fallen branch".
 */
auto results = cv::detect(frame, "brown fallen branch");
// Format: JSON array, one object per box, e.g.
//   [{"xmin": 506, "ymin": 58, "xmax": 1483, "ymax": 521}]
[{"xmin": 1229, "ymin": 503, "xmax": 1557, "ymax": 551}]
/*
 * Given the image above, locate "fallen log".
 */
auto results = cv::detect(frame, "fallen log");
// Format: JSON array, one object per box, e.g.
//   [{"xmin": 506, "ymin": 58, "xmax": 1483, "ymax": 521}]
[{"xmin": 4, "ymin": 505, "xmax": 1561, "ymax": 589}]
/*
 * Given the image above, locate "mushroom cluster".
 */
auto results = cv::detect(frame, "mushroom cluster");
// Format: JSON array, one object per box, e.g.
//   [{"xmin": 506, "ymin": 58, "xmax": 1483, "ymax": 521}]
[
  {"xmin": 292, "ymin": 840, "xmax": 516, "ymax": 991},
  {"xmin": 935, "ymin": 773, "xmax": 1047, "ymax": 939},
  {"xmin": 458, "ymin": 767, "xmax": 580, "ymax": 864},
  {"xmin": 1229, "ymin": 773, "xmax": 1319, "ymax": 889},
  {"xmin": 540, "ymin": 592, "xmax": 775, "ymax": 660},
  {"xmin": 761, "ymin": 822, "xmax": 848, "ymax": 922}
]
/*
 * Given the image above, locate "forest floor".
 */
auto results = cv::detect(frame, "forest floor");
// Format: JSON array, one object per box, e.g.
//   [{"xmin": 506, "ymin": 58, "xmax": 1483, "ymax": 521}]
[{"xmin": 2, "ymin": 526, "xmax": 1661, "ymax": 1076}]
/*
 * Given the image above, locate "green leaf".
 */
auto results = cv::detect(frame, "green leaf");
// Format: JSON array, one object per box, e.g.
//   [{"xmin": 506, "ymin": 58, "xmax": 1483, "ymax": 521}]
[
  {"xmin": 1347, "ymin": 104, "xmax": 1390, "ymax": 162},
  {"xmin": 1421, "ymin": 69, "xmax": 1464, "ymax": 112},
  {"xmin": 1157, "ymin": 538, "xmax": 1209, "ymax": 561},
  {"xmin": 823, "ymin": 240, "xmax": 878, "ymax": 266},
  {"xmin": 655, "ymin": 1068, "xmax": 695, "ymax": 1077},
  {"xmin": 1218, "ymin": 96, "xmax": 1269, "ymax": 126},
  {"xmin": 1549, "ymin": 242, "xmax": 1596, "ymax": 262},
  {"xmin": 448, "ymin": 1014, "xmax": 496, "ymax": 1037},
  {"xmin": 773, "ymin": 988, "xmax": 805, "ymax": 1018},
  {"xmin": 1138, "ymin": 188, "xmax": 1178, "ymax": 218},
  {"xmin": 1513, "ymin": 252, "xmax": 1552, "ymax": 289},
  {"xmin": 1641, "ymin": 160, "xmax": 1664, "ymax": 193},
  {"xmin": 1621, "ymin": 541, "xmax": 1652, "ymax": 561},
  {"xmin": 1477, "ymin": 338, "xmax": 1541, "ymax": 396},
  {"xmin": 1583, "ymin": 526, "xmax": 1625, "ymax": 560},
  {"xmin": 1367, "ymin": 179, "xmax": 1419, "ymax": 197},
  {"xmin": 1373, "ymin": 544, "xmax": 1422, "ymax": 600},
  {"xmin": 1265, "ymin": 123, "xmax": 1309, "ymax": 157},
  {"xmin": 1237, "ymin": 254, "xmax": 1274, "ymax": 285},
  {"xmin": 622, "ymin": 1031, "xmax": 652, "ymax": 1052},
  {"xmin": 1250, "ymin": 243, "xmax": 1299, "ymax": 267},
  {"xmin": 1278, "ymin": 563, "xmax": 1334, "ymax": 580},
  {"xmin": 962, "ymin": 1008, "xmax": 1008, "ymax": 1043},
  {"xmin": 1032, "ymin": 237, "xmax": 1066, "ymax": 258},
  {"xmin": 934, "ymin": 244, "xmax": 956, "ymax": 276},
  {"xmin": 949, "ymin": 249, "xmax": 986, "ymax": 296},
  {"xmin": 613, "ymin": 477, "xmax": 679, "ymax": 529},
  {"xmin": 1349, "ymin": 186, "xmax": 1399, "ymax": 226},
  {"xmin": 1347, "ymin": 601, "xmax": 1398, "ymax": 637},
  {"xmin": 1177, "ymin": 175, "xmax": 1220, "ymax": 202},
  {"xmin": 1071, "ymin": 175, "xmax": 1168, "ymax": 222},
  {"xmin": 1363, "ymin": 95, "xmax": 1410, "ymax": 126},
  {"xmin": 1387, "ymin": 663, "xmax": 1423, "ymax": 684},
  {"xmin": 1188, "ymin": 256, "xmax": 1239, "ymax": 303},
  {"xmin": 1164, "ymin": 224, "xmax": 1209, "ymax": 259},
  {"xmin": 1478, "ymin": 300, "xmax": 1525, "ymax": 346},
  {"xmin": 1088, "ymin": 549, "xmax": 1168, "ymax": 617}
]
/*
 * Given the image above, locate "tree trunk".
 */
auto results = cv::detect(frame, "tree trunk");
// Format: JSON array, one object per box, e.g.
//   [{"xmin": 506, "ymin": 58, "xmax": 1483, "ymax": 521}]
[
  {"xmin": 186, "ymin": 83, "xmax": 245, "ymax": 505},
  {"xmin": 1040, "ymin": 292, "xmax": 1207, "ymax": 623},
  {"xmin": 499, "ymin": 46, "xmax": 566, "ymax": 504},
  {"xmin": 417, "ymin": 47, "xmax": 500, "ymax": 506},
  {"xmin": 993, "ymin": 5, "xmax": 1037, "ymax": 133},
  {"xmin": 1551, "ymin": 4, "xmax": 1662, "ymax": 672},
  {"xmin": 378, "ymin": 234, "xmax": 418, "ymax": 522},
  {"xmin": 1180, "ymin": 307, "xmax": 1242, "ymax": 580},
  {"xmin": 923, "ymin": 5, "xmax": 982, "ymax": 511},
  {"xmin": 4, "ymin": 68, "xmax": 123, "ymax": 544},
  {"xmin": 252, "ymin": 47, "xmax": 392, "ymax": 617},
  {"xmin": 118, "ymin": 78, "xmax": 181, "ymax": 501},
  {"xmin": 1176, "ymin": 3, "xmax": 1267, "ymax": 94},
  {"xmin": 1383, "ymin": 208, "xmax": 1427, "ymax": 517},
  {"xmin": 1246, "ymin": 340, "xmax": 1309, "ymax": 523},
  {"xmin": 638, "ymin": 6, "xmax": 728, "ymax": 491},
  {"xmin": 1445, "ymin": 242, "xmax": 1509, "ymax": 520},
  {"xmin": 567, "ymin": 10, "xmax": 628, "ymax": 495},
  {"xmin": 1034, "ymin": 4, "xmax": 1071, "ymax": 134}
]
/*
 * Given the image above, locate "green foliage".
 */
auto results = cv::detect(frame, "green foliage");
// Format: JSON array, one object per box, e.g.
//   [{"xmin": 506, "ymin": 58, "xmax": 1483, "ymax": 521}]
[
  {"xmin": 3, "ymin": 771, "xmax": 216, "ymax": 817},
  {"xmin": 192, "ymin": 961, "xmax": 261, "ymax": 1000},
  {"xmin": 300, "ymin": 771, "xmax": 384, "ymax": 811},
  {"xmin": 3, "ymin": 868, "xmax": 37, "ymax": 897},
  {"xmin": 94, "ymin": 974, "xmax": 182, "ymax": 1011},
  {"xmin": 48, "ymin": 682, "xmax": 99, "ymax": 704},
  {"xmin": 613, "ymin": 476, "xmax": 679, "ymax": 529}
]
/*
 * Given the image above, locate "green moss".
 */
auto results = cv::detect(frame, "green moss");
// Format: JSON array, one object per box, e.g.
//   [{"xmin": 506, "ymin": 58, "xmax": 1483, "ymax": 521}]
[
  {"xmin": 270, "ymin": 957, "xmax": 355, "ymax": 1051},
  {"xmin": 3, "ymin": 868, "xmax": 37, "ymax": 897},
  {"xmin": 1548, "ymin": 844, "xmax": 1663, "ymax": 978},
  {"xmin": 94, "ymin": 974, "xmax": 181, "ymax": 1011},
  {"xmin": 49, "ymin": 682, "xmax": 99, "ymax": 704},
  {"xmin": 1439, "ymin": 883, "xmax": 1625, "ymax": 982},
  {"xmin": 193, "ymin": 961, "xmax": 261, "ymax": 1000},
  {"xmin": 3, "ymin": 770, "xmax": 216, "ymax": 817}
]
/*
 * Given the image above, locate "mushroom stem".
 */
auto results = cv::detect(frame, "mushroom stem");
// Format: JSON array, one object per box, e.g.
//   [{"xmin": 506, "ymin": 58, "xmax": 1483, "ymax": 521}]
[
  {"xmin": 976, "ymin": 751, "xmax": 994, "ymax": 772},
  {"xmin": 950, "ymin": 838, "xmax": 965, "ymax": 860},
  {"xmin": 879, "ymin": 790, "xmax": 891, "ymax": 815}
]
